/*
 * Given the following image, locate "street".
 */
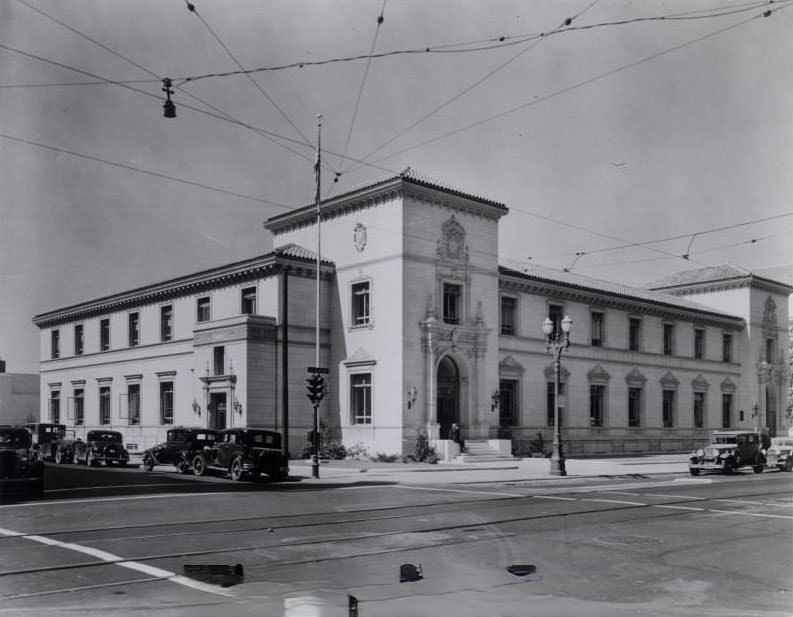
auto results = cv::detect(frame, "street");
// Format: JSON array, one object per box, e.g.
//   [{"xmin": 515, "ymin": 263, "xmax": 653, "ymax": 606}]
[{"xmin": 0, "ymin": 463, "xmax": 791, "ymax": 616}]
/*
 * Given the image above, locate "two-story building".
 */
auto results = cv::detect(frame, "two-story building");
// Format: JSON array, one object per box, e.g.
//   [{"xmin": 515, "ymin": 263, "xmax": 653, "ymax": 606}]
[{"xmin": 33, "ymin": 169, "xmax": 791, "ymax": 457}]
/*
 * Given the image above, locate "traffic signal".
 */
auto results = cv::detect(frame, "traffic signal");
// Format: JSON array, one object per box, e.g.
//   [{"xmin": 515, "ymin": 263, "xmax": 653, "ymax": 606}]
[{"xmin": 306, "ymin": 374, "xmax": 325, "ymax": 405}]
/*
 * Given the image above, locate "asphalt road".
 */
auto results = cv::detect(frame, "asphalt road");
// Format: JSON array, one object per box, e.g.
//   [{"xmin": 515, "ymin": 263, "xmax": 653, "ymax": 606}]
[{"xmin": 0, "ymin": 463, "xmax": 791, "ymax": 617}]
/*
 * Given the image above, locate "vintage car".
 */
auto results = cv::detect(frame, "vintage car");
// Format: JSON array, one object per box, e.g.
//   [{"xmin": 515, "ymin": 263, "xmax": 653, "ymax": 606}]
[
  {"xmin": 689, "ymin": 430, "xmax": 766, "ymax": 475},
  {"xmin": 26, "ymin": 422, "xmax": 66, "ymax": 462},
  {"xmin": 765, "ymin": 436, "xmax": 793, "ymax": 472},
  {"xmin": 73, "ymin": 430, "xmax": 130, "ymax": 466},
  {"xmin": 192, "ymin": 427, "xmax": 288, "ymax": 481},
  {"xmin": 0, "ymin": 426, "xmax": 44, "ymax": 498},
  {"xmin": 142, "ymin": 427, "xmax": 217, "ymax": 473}
]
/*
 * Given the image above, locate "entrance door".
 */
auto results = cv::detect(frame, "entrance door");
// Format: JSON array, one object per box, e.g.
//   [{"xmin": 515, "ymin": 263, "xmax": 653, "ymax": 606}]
[
  {"xmin": 209, "ymin": 392, "xmax": 227, "ymax": 431},
  {"xmin": 437, "ymin": 356, "xmax": 459, "ymax": 439},
  {"xmin": 499, "ymin": 380, "xmax": 517, "ymax": 433}
]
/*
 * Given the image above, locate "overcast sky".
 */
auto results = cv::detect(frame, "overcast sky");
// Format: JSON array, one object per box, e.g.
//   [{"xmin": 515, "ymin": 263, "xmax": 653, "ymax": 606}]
[{"xmin": 1, "ymin": 0, "xmax": 792, "ymax": 373}]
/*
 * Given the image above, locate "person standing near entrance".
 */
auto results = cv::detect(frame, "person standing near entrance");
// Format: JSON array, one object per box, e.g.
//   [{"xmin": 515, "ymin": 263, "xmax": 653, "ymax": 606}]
[{"xmin": 450, "ymin": 423, "xmax": 464, "ymax": 452}]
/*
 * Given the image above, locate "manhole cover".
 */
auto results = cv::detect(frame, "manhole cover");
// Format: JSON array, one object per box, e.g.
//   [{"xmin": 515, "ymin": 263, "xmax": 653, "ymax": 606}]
[{"xmin": 595, "ymin": 535, "xmax": 660, "ymax": 545}]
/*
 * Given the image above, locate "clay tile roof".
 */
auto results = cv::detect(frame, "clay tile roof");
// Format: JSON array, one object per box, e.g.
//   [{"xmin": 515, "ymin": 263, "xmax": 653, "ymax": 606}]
[{"xmin": 646, "ymin": 264, "xmax": 753, "ymax": 289}]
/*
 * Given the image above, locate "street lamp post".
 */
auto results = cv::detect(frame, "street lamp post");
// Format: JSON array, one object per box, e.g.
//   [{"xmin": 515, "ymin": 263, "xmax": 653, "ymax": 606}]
[{"xmin": 543, "ymin": 314, "xmax": 572, "ymax": 476}]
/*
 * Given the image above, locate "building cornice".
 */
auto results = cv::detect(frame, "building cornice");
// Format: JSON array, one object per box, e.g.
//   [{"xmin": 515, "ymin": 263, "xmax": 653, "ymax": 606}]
[
  {"xmin": 651, "ymin": 275, "xmax": 793, "ymax": 297},
  {"xmin": 33, "ymin": 249, "xmax": 333, "ymax": 329}
]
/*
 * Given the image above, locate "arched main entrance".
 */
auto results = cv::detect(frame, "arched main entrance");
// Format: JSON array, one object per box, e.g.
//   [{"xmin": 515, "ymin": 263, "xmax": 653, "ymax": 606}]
[{"xmin": 437, "ymin": 356, "xmax": 459, "ymax": 439}]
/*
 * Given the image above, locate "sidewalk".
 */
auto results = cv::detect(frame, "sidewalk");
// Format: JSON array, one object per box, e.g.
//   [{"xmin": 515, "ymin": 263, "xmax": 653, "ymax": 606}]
[{"xmin": 287, "ymin": 454, "xmax": 690, "ymax": 485}]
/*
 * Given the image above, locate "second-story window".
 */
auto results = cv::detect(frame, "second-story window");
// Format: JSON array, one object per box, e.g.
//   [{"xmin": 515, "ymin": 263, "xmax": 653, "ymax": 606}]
[
  {"xmin": 213, "ymin": 346, "xmax": 225, "ymax": 376},
  {"xmin": 128, "ymin": 312, "xmax": 139, "ymax": 347},
  {"xmin": 241, "ymin": 286, "xmax": 257, "ymax": 315},
  {"xmin": 693, "ymin": 392, "xmax": 706, "ymax": 428},
  {"xmin": 51, "ymin": 329, "xmax": 60, "ymax": 359},
  {"xmin": 722, "ymin": 333, "xmax": 732, "ymax": 362},
  {"xmin": 160, "ymin": 305, "xmax": 173, "ymax": 342},
  {"xmin": 100, "ymin": 319, "xmax": 110, "ymax": 351},
  {"xmin": 663, "ymin": 323, "xmax": 675, "ymax": 355},
  {"xmin": 590, "ymin": 311, "xmax": 603, "ymax": 346},
  {"xmin": 629, "ymin": 318, "xmax": 641, "ymax": 351},
  {"xmin": 694, "ymin": 328, "xmax": 705, "ymax": 359},
  {"xmin": 500, "ymin": 296, "xmax": 516, "ymax": 335},
  {"xmin": 443, "ymin": 283, "xmax": 462, "ymax": 325},
  {"xmin": 197, "ymin": 296, "xmax": 211, "ymax": 323},
  {"xmin": 352, "ymin": 281, "xmax": 370, "ymax": 326},
  {"xmin": 74, "ymin": 324, "xmax": 84, "ymax": 356}
]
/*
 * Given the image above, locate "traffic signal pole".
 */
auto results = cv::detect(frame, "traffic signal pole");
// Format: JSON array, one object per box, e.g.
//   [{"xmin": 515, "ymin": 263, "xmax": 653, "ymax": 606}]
[{"xmin": 306, "ymin": 370, "xmax": 327, "ymax": 479}]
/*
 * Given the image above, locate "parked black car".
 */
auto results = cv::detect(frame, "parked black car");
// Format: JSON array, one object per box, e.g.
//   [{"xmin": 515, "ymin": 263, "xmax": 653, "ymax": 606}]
[
  {"xmin": 0, "ymin": 426, "xmax": 44, "ymax": 498},
  {"xmin": 193, "ymin": 428, "xmax": 288, "ymax": 481},
  {"xmin": 73, "ymin": 430, "xmax": 130, "ymax": 466},
  {"xmin": 689, "ymin": 430, "xmax": 766, "ymax": 475},
  {"xmin": 142, "ymin": 427, "xmax": 218, "ymax": 473},
  {"xmin": 26, "ymin": 422, "xmax": 66, "ymax": 462}
]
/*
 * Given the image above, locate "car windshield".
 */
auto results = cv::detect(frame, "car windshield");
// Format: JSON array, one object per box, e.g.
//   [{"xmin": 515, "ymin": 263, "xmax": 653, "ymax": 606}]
[
  {"xmin": 0, "ymin": 430, "xmax": 31, "ymax": 447},
  {"xmin": 89, "ymin": 432, "xmax": 122, "ymax": 442},
  {"xmin": 771, "ymin": 438, "xmax": 793, "ymax": 447}
]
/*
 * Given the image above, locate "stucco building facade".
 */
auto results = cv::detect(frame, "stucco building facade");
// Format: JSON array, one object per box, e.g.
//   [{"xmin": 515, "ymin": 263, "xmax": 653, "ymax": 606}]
[{"xmin": 33, "ymin": 170, "xmax": 791, "ymax": 457}]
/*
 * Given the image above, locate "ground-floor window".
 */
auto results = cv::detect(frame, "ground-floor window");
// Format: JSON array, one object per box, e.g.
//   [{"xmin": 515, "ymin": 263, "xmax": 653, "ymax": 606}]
[
  {"xmin": 128, "ymin": 383, "xmax": 141, "ymax": 425},
  {"xmin": 662, "ymin": 390, "xmax": 675, "ymax": 428},
  {"xmin": 351, "ymin": 373, "xmax": 372, "ymax": 424},
  {"xmin": 99, "ymin": 386, "xmax": 111, "ymax": 425},
  {"xmin": 628, "ymin": 388, "xmax": 642, "ymax": 427},
  {"xmin": 589, "ymin": 385, "xmax": 605, "ymax": 427},
  {"xmin": 74, "ymin": 388, "xmax": 84, "ymax": 425},
  {"xmin": 693, "ymin": 392, "xmax": 705, "ymax": 428},
  {"xmin": 499, "ymin": 380, "xmax": 518, "ymax": 427},
  {"xmin": 50, "ymin": 391, "xmax": 60, "ymax": 424},
  {"xmin": 722, "ymin": 393, "xmax": 733, "ymax": 428},
  {"xmin": 160, "ymin": 381, "xmax": 174, "ymax": 425}
]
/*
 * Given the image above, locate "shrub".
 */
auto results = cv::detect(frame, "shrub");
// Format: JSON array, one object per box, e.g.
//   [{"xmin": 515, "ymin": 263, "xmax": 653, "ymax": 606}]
[
  {"xmin": 345, "ymin": 442, "xmax": 370, "ymax": 461},
  {"xmin": 372, "ymin": 452, "xmax": 401, "ymax": 462}
]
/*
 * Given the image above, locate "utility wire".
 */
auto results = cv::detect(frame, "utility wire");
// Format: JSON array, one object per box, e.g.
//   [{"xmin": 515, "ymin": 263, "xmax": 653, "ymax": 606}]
[
  {"xmin": 363, "ymin": 4, "xmax": 788, "ymax": 169},
  {"xmin": 0, "ymin": 133, "xmax": 292, "ymax": 209},
  {"xmin": 346, "ymin": 0, "xmax": 601, "ymax": 176}
]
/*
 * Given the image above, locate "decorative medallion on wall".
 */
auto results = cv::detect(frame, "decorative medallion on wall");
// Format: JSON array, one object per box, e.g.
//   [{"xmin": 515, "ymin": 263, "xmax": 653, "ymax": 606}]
[
  {"xmin": 353, "ymin": 223, "xmax": 367, "ymax": 253},
  {"xmin": 438, "ymin": 215, "xmax": 467, "ymax": 261}
]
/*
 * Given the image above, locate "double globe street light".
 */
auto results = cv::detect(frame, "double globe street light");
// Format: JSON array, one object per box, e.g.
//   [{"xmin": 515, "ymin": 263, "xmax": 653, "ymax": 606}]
[{"xmin": 542, "ymin": 314, "xmax": 572, "ymax": 476}]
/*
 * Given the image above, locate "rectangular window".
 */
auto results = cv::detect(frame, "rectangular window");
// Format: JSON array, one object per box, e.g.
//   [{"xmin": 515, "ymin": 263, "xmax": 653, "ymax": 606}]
[
  {"xmin": 50, "ymin": 391, "xmax": 61, "ymax": 424},
  {"xmin": 546, "ymin": 381, "xmax": 565, "ymax": 426},
  {"xmin": 197, "ymin": 297, "xmax": 211, "ymax": 323},
  {"xmin": 663, "ymin": 324, "xmax": 674, "ymax": 355},
  {"xmin": 590, "ymin": 311, "xmax": 603, "ymax": 347},
  {"xmin": 128, "ymin": 383, "xmax": 141, "ymax": 425},
  {"xmin": 722, "ymin": 393, "xmax": 733, "ymax": 429},
  {"xmin": 589, "ymin": 385, "xmax": 605, "ymax": 427},
  {"xmin": 351, "ymin": 373, "xmax": 372, "ymax": 424},
  {"xmin": 213, "ymin": 346, "xmax": 225, "ymax": 376},
  {"xmin": 352, "ymin": 281, "xmax": 371, "ymax": 326},
  {"xmin": 160, "ymin": 305, "xmax": 173, "ymax": 342},
  {"xmin": 694, "ymin": 328, "xmax": 705, "ymax": 359},
  {"xmin": 74, "ymin": 324, "xmax": 84, "ymax": 356},
  {"xmin": 51, "ymin": 329, "xmax": 60, "ymax": 359},
  {"xmin": 100, "ymin": 318, "xmax": 110, "ymax": 351},
  {"xmin": 160, "ymin": 381, "xmax": 174, "ymax": 425},
  {"xmin": 693, "ymin": 392, "xmax": 705, "ymax": 428},
  {"xmin": 629, "ymin": 318, "xmax": 641, "ymax": 351},
  {"xmin": 499, "ymin": 380, "xmax": 518, "ymax": 427},
  {"xmin": 100, "ymin": 386, "xmax": 111, "ymax": 425},
  {"xmin": 662, "ymin": 390, "xmax": 675, "ymax": 428},
  {"xmin": 74, "ymin": 388, "xmax": 84, "ymax": 425},
  {"xmin": 722, "ymin": 333, "xmax": 732, "ymax": 362},
  {"xmin": 241, "ymin": 286, "xmax": 257, "ymax": 315},
  {"xmin": 443, "ymin": 283, "xmax": 462, "ymax": 325},
  {"xmin": 128, "ymin": 312, "xmax": 139, "ymax": 347},
  {"xmin": 548, "ymin": 304, "xmax": 564, "ymax": 339},
  {"xmin": 500, "ymin": 296, "xmax": 516, "ymax": 335},
  {"xmin": 628, "ymin": 388, "xmax": 642, "ymax": 427}
]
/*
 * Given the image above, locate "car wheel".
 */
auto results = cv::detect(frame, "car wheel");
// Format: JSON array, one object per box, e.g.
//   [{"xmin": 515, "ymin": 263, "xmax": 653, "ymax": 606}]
[
  {"xmin": 753, "ymin": 464, "xmax": 764, "ymax": 474},
  {"xmin": 29, "ymin": 479, "xmax": 44, "ymax": 498},
  {"xmin": 689, "ymin": 468, "xmax": 700, "ymax": 476},
  {"xmin": 785, "ymin": 459, "xmax": 793, "ymax": 473},
  {"xmin": 54, "ymin": 449, "xmax": 64, "ymax": 465},
  {"xmin": 176, "ymin": 456, "xmax": 190, "ymax": 474},
  {"xmin": 230, "ymin": 457, "xmax": 244, "ymax": 481},
  {"xmin": 142, "ymin": 455, "xmax": 154, "ymax": 472},
  {"xmin": 192, "ymin": 454, "xmax": 206, "ymax": 476},
  {"xmin": 722, "ymin": 460, "xmax": 733, "ymax": 474}
]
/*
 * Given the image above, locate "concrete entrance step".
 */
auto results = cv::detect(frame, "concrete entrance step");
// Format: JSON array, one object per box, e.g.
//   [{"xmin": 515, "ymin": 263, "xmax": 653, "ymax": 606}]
[{"xmin": 453, "ymin": 440, "xmax": 515, "ymax": 463}]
